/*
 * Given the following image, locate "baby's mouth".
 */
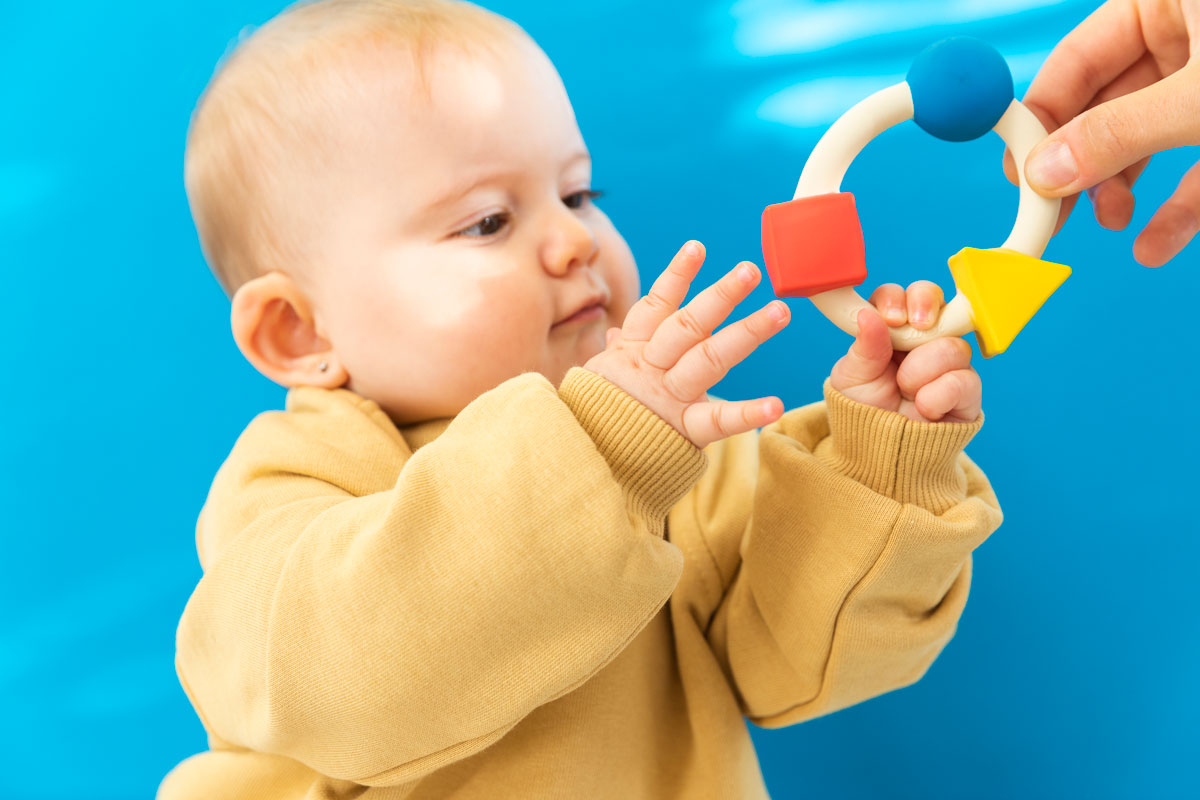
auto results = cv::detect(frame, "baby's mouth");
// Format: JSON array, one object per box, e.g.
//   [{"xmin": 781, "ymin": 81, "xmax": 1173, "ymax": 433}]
[{"xmin": 553, "ymin": 303, "xmax": 605, "ymax": 328}]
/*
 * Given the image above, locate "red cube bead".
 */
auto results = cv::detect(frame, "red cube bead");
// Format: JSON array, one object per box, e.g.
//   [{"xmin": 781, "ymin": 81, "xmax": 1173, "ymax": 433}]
[{"xmin": 761, "ymin": 192, "xmax": 867, "ymax": 297}]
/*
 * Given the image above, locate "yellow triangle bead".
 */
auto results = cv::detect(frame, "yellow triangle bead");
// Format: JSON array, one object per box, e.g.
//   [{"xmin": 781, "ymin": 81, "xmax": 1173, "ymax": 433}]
[{"xmin": 947, "ymin": 247, "xmax": 1071, "ymax": 357}]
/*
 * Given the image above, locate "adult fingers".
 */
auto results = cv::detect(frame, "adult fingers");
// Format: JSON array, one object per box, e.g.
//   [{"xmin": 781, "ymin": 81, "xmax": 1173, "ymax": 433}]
[
  {"xmin": 895, "ymin": 336, "xmax": 973, "ymax": 400},
  {"xmin": 829, "ymin": 307, "xmax": 893, "ymax": 389},
  {"xmin": 681, "ymin": 396, "xmax": 785, "ymax": 449},
  {"xmin": 1133, "ymin": 158, "xmax": 1200, "ymax": 266},
  {"xmin": 1024, "ymin": 67, "xmax": 1200, "ymax": 197},
  {"xmin": 1075, "ymin": 51, "xmax": 1163, "ymax": 229},
  {"xmin": 913, "ymin": 369, "xmax": 983, "ymax": 423},
  {"xmin": 622, "ymin": 241, "xmax": 705, "ymax": 341},
  {"xmin": 665, "ymin": 299, "xmax": 789, "ymax": 400},
  {"xmin": 1002, "ymin": 0, "xmax": 1147, "ymax": 184},
  {"xmin": 1087, "ymin": 156, "xmax": 1150, "ymax": 231},
  {"xmin": 1022, "ymin": 0, "xmax": 1150, "ymax": 133},
  {"xmin": 1003, "ymin": 12, "xmax": 1176, "ymax": 237},
  {"xmin": 1001, "ymin": 99, "xmax": 1079, "ymax": 234},
  {"xmin": 1089, "ymin": 52, "xmax": 1166, "ymax": 110},
  {"xmin": 1003, "ymin": 101, "xmax": 1059, "ymax": 186},
  {"xmin": 643, "ymin": 260, "xmax": 760, "ymax": 370},
  {"xmin": 1003, "ymin": 46, "xmax": 1162, "ymax": 186}
]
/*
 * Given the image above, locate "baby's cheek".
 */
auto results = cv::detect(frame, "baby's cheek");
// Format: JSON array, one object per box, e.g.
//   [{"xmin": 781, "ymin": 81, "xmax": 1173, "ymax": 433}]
[
  {"xmin": 484, "ymin": 300, "xmax": 553, "ymax": 365},
  {"xmin": 605, "ymin": 266, "xmax": 641, "ymax": 328},
  {"xmin": 589, "ymin": 213, "xmax": 640, "ymax": 326}
]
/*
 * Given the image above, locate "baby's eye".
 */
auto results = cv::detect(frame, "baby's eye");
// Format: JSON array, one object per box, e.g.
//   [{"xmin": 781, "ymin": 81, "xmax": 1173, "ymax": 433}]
[
  {"xmin": 456, "ymin": 213, "xmax": 510, "ymax": 238},
  {"xmin": 563, "ymin": 189, "xmax": 604, "ymax": 209}
]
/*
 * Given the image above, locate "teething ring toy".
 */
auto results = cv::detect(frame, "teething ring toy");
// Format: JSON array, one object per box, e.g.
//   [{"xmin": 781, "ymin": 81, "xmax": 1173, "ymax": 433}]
[{"xmin": 760, "ymin": 37, "xmax": 1072, "ymax": 357}]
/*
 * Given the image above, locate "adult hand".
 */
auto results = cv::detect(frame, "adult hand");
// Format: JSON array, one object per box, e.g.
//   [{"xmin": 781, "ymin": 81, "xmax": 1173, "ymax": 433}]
[{"xmin": 1003, "ymin": 0, "xmax": 1200, "ymax": 266}]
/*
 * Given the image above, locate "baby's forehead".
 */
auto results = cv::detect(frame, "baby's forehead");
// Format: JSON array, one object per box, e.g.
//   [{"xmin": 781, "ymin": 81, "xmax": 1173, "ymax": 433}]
[
  {"xmin": 323, "ymin": 37, "xmax": 578, "ymax": 158},
  {"xmin": 351, "ymin": 35, "xmax": 562, "ymax": 122}
]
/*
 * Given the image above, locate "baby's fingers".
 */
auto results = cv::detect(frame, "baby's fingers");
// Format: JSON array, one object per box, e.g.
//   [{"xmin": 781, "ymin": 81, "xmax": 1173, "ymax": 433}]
[
  {"xmin": 622, "ymin": 241, "xmax": 706, "ymax": 341},
  {"xmin": 644, "ymin": 260, "xmax": 762, "ymax": 370},
  {"xmin": 914, "ymin": 368, "xmax": 982, "ymax": 422},
  {"xmin": 868, "ymin": 283, "xmax": 907, "ymax": 325},
  {"xmin": 829, "ymin": 307, "xmax": 893, "ymax": 390},
  {"xmin": 664, "ymin": 299, "xmax": 790, "ymax": 400},
  {"xmin": 905, "ymin": 280, "xmax": 945, "ymax": 330},
  {"xmin": 682, "ymin": 396, "xmax": 785, "ymax": 447},
  {"xmin": 896, "ymin": 336, "xmax": 973, "ymax": 399}
]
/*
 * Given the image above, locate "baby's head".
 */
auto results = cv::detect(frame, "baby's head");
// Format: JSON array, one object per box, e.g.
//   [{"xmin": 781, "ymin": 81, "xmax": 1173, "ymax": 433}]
[{"xmin": 186, "ymin": 0, "xmax": 640, "ymax": 425}]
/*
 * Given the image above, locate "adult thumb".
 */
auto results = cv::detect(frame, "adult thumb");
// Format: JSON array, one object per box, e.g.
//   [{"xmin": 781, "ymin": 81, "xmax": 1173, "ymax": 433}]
[{"xmin": 1023, "ymin": 66, "xmax": 1200, "ymax": 197}]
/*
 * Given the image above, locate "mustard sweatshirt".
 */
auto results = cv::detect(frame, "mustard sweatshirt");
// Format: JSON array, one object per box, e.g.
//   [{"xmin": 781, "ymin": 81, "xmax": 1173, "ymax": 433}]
[{"xmin": 158, "ymin": 366, "xmax": 1002, "ymax": 800}]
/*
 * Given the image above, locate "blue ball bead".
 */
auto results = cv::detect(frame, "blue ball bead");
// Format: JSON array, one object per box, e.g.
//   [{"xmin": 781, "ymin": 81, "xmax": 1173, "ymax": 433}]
[{"xmin": 906, "ymin": 37, "xmax": 1014, "ymax": 142}]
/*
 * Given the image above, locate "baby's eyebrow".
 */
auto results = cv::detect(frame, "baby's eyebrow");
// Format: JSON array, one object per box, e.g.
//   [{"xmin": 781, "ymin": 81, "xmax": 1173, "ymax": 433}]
[
  {"xmin": 422, "ymin": 151, "xmax": 592, "ymax": 215},
  {"xmin": 424, "ymin": 170, "xmax": 519, "ymax": 215}
]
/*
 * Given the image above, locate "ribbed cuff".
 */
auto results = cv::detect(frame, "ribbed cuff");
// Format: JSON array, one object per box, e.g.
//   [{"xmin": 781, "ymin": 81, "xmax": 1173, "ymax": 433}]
[
  {"xmin": 821, "ymin": 378, "xmax": 983, "ymax": 513},
  {"xmin": 558, "ymin": 367, "xmax": 708, "ymax": 528}
]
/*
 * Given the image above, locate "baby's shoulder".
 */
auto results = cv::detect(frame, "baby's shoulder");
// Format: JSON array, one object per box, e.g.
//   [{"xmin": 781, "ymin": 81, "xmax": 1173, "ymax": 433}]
[
  {"xmin": 219, "ymin": 386, "xmax": 409, "ymax": 493},
  {"xmin": 196, "ymin": 387, "xmax": 411, "ymax": 565}
]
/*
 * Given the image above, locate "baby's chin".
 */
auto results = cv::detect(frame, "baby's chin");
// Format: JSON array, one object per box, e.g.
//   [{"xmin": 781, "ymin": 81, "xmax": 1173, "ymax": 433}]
[{"xmin": 539, "ymin": 335, "xmax": 606, "ymax": 388}]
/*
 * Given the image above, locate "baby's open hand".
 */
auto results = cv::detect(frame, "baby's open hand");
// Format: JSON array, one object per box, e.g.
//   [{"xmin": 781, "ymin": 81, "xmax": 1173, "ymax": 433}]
[
  {"xmin": 829, "ymin": 281, "xmax": 982, "ymax": 423},
  {"xmin": 584, "ymin": 241, "xmax": 790, "ymax": 449}
]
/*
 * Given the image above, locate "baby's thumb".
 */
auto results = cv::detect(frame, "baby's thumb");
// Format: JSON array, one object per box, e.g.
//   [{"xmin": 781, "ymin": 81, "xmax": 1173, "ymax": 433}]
[
  {"xmin": 831, "ymin": 307, "xmax": 892, "ymax": 388},
  {"xmin": 1024, "ymin": 67, "xmax": 1200, "ymax": 197}
]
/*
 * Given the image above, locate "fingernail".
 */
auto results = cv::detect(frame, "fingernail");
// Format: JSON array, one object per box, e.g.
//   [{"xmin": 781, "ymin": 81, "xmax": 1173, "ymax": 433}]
[
  {"xmin": 1027, "ymin": 140, "xmax": 1078, "ymax": 191},
  {"xmin": 768, "ymin": 301, "xmax": 787, "ymax": 322},
  {"xmin": 884, "ymin": 306, "xmax": 904, "ymax": 324},
  {"xmin": 737, "ymin": 264, "xmax": 757, "ymax": 283},
  {"xmin": 910, "ymin": 309, "xmax": 927, "ymax": 325},
  {"xmin": 685, "ymin": 241, "xmax": 701, "ymax": 256}
]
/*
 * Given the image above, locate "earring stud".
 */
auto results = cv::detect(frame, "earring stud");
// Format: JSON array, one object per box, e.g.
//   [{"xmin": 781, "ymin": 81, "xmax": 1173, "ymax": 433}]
[{"xmin": 318, "ymin": 361, "xmax": 329, "ymax": 372}]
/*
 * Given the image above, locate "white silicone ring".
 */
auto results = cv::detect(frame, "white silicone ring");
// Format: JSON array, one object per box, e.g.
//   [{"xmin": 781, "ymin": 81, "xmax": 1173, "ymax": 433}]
[{"xmin": 794, "ymin": 82, "xmax": 1061, "ymax": 350}]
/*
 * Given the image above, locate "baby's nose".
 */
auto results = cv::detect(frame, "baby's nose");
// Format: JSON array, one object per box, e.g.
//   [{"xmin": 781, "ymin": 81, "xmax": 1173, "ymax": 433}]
[{"xmin": 540, "ymin": 211, "xmax": 599, "ymax": 275}]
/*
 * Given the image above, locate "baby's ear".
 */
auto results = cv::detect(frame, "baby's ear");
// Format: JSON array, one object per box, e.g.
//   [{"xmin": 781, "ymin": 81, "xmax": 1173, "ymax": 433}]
[{"xmin": 230, "ymin": 271, "xmax": 346, "ymax": 389}]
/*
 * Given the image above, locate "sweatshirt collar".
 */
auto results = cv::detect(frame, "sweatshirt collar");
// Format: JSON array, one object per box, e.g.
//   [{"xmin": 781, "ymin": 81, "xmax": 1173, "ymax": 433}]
[{"xmin": 399, "ymin": 416, "xmax": 455, "ymax": 453}]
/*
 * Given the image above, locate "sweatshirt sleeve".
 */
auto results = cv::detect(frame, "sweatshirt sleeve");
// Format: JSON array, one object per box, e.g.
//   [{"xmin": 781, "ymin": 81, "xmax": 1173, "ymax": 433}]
[
  {"xmin": 667, "ymin": 378, "xmax": 1003, "ymax": 727},
  {"xmin": 174, "ymin": 368, "xmax": 707, "ymax": 787}
]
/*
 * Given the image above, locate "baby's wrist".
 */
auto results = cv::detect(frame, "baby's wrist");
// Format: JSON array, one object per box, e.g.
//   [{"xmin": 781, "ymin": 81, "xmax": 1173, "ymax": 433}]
[
  {"xmin": 559, "ymin": 368, "xmax": 707, "ymax": 524},
  {"xmin": 820, "ymin": 379, "xmax": 982, "ymax": 508}
]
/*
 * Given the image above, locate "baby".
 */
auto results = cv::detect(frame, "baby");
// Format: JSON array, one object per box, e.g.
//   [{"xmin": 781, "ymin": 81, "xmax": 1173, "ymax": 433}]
[{"xmin": 159, "ymin": 1, "xmax": 1002, "ymax": 798}]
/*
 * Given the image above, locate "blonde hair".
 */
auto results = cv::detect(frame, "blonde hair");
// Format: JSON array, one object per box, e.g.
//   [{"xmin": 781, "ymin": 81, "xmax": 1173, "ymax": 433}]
[{"xmin": 184, "ymin": 0, "xmax": 527, "ymax": 298}]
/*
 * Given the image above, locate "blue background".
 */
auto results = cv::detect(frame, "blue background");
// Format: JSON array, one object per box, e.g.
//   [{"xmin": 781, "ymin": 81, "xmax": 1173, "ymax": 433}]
[{"xmin": 3, "ymin": 1, "xmax": 1197, "ymax": 797}]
